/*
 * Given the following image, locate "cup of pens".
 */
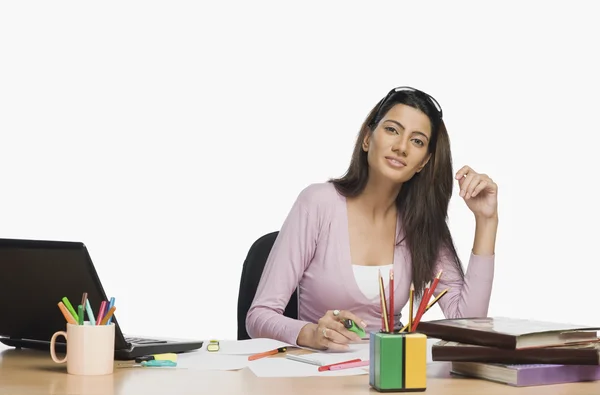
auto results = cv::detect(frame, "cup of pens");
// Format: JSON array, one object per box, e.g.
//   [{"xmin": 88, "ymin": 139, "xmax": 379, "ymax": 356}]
[
  {"xmin": 51, "ymin": 293, "xmax": 117, "ymax": 375},
  {"xmin": 369, "ymin": 270, "xmax": 448, "ymax": 392}
]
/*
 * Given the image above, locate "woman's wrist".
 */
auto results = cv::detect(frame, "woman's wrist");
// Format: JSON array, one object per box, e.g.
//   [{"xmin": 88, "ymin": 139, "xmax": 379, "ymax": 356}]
[
  {"xmin": 297, "ymin": 323, "xmax": 317, "ymax": 348},
  {"xmin": 472, "ymin": 214, "xmax": 498, "ymax": 256}
]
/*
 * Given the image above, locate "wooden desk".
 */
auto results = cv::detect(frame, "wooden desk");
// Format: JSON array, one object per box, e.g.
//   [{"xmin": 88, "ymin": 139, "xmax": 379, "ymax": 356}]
[{"xmin": 1, "ymin": 344, "xmax": 598, "ymax": 395}]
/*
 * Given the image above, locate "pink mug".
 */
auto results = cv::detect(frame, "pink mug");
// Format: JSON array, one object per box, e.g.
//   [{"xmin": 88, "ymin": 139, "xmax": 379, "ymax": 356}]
[{"xmin": 50, "ymin": 322, "xmax": 115, "ymax": 375}]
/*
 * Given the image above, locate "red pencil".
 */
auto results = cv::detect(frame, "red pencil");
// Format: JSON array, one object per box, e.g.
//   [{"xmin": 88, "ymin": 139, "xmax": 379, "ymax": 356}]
[
  {"xmin": 426, "ymin": 271, "xmax": 443, "ymax": 303},
  {"xmin": 412, "ymin": 281, "xmax": 430, "ymax": 331},
  {"xmin": 413, "ymin": 272, "xmax": 442, "ymax": 330},
  {"xmin": 388, "ymin": 269, "xmax": 394, "ymax": 332}
]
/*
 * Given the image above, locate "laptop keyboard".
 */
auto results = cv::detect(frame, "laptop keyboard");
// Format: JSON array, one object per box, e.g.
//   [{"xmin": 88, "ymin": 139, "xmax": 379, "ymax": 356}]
[{"xmin": 125, "ymin": 336, "xmax": 168, "ymax": 345}]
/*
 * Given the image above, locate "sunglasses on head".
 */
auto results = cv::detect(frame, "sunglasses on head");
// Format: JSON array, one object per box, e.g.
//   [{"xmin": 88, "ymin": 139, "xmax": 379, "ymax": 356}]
[{"xmin": 373, "ymin": 86, "xmax": 443, "ymax": 120}]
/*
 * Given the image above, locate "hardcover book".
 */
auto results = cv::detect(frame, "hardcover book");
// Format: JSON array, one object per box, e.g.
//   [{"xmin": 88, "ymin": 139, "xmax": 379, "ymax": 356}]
[
  {"xmin": 432, "ymin": 340, "xmax": 600, "ymax": 365},
  {"xmin": 450, "ymin": 362, "xmax": 600, "ymax": 387},
  {"xmin": 416, "ymin": 317, "xmax": 600, "ymax": 349}
]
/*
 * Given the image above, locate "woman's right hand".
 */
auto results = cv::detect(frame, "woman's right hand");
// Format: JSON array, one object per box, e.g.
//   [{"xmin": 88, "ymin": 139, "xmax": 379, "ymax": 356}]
[{"xmin": 297, "ymin": 310, "xmax": 367, "ymax": 351}]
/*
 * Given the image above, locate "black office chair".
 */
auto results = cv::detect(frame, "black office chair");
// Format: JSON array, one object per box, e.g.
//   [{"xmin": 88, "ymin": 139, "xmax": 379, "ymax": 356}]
[{"xmin": 237, "ymin": 231, "xmax": 299, "ymax": 340}]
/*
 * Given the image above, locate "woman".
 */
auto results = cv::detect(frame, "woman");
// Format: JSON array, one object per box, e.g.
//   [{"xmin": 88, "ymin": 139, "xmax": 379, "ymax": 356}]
[{"xmin": 246, "ymin": 86, "xmax": 497, "ymax": 351}]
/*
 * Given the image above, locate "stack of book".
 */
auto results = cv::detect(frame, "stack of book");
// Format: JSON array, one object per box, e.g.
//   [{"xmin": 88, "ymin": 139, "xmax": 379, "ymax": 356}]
[{"xmin": 415, "ymin": 317, "xmax": 600, "ymax": 387}]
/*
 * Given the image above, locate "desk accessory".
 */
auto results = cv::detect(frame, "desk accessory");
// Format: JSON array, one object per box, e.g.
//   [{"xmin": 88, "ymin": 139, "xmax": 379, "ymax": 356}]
[
  {"xmin": 367, "ymin": 269, "xmax": 447, "ymax": 392},
  {"xmin": 207, "ymin": 340, "xmax": 220, "ymax": 352},
  {"xmin": 50, "ymin": 322, "xmax": 115, "ymax": 375},
  {"xmin": 248, "ymin": 347, "xmax": 287, "ymax": 361},
  {"xmin": 369, "ymin": 331, "xmax": 427, "ymax": 392},
  {"xmin": 344, "ymin": 319, "xmax": 366, "ymax": 338},
  {"xmin": 135, "ymin": 353, "xmax": 178, "ymax": 363}
]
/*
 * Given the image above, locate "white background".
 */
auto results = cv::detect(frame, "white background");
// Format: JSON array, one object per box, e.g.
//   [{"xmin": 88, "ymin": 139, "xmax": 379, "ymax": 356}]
[{"xmin": 1, "ymin": 1, "xmax": 598, "ymax": 342}]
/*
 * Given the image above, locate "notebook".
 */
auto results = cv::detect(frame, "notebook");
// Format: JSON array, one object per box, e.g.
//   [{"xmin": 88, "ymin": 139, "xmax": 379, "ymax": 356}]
[
  {"xmin": 432, "ymin": 340, "xmax": 600, "ymax": 365},
  {"xmin": 416, "ymin": 317, "xmax": 600, "ymax": 349},
  {"xmin": 450, "ymin": 362, "xmax": 600, "ymax": 387},
  {"xmin": 0, "ymin": 238, "xmax": 203, "ymax": 360}
]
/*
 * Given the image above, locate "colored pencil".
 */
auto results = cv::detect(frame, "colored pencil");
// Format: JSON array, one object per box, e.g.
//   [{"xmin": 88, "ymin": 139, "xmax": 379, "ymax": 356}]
[
  {"xmin": 412, "ymin": 281, "xmax": 431, "ymax": 331},
  {"xmin": 399, "ymin": 288, "xmax": 449, "ymax": 332},
  {"xmin": 378, "ymin": 270, "xmax": 389, "ymax": 332},
  {"xmin": 77, "ymin": 304, "xmax": 84, "ymax": 325},
  {"xmin": 81, "ymin": 292, "xmax": 88, "ymax": 312},
  {"xmin": 408, "ymin": 283, "xmax": 414, "ymax": 332},
  {"xmin": 107, "ymin": 297, "xmax": 116, "ymax": 324},
  {"xmin": 100, "ymin": 306, "xmax": 116, "ymax": 325},
  {"xmin": 96, "ymin": 301, "xmax": 107, "ymax": 325},
  {"xmin": 85, "ymin": 299, "xmax": 96, "ymax": 325},
  {"xmin": 57, "ymin": 301, "xmax": 77, "ymax": 325},
  {"xmin": 388, "ymin": 269, "xmax": 394, "ymax": 332},
  {"xmin": 413, "ymin": 271, "xmax": 442, "ymax": 330},
  {"xmin": 61, "ymin": 297, "xmax": 79, "ymax": 323}
]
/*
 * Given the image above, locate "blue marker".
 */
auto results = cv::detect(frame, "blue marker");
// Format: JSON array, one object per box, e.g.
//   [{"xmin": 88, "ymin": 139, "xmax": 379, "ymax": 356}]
[
  {"xmin": 141, "ymin": 360, "xmax": 177, "ymax": 367},
  {"xmin": 107, "ymin": 297, "xmax": 115, "ymax": 324},
  {"xmin": 85, "ymin": 299, "xmax": 96, "ymax": 325}
]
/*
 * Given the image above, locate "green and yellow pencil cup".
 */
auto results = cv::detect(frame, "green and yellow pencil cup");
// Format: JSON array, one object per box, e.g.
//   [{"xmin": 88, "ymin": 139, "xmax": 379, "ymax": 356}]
[{"xmin": 369, "ymin": 331, "xmax": 427, "ymax": 392}]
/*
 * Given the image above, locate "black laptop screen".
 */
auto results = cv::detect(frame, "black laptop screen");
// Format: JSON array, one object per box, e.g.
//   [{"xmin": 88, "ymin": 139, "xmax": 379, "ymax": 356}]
[{"xmin": 0, "ymin": 238, "xmax": 128, "ymax": 349}]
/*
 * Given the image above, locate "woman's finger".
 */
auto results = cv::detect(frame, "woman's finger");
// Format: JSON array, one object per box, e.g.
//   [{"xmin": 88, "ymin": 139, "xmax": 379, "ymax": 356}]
[
  {"xmin": 459, "ymin": 172, "xmax": 478, "ymax": 198},
  {"xmin": 318, "ymin": 326, "xmax": 349, "ymax": 351},
  {"xmin": 333, "ymin": 309, "xmax": 367, "ymax": 329},
  {"xmin": 465, "ymin": 175, "xmax": 483, "ymax": 199},
  {"xmin": 455, "ymin": 165, "xmax": 472, "ymax": 180},
  {"xmin": 471, "ymin": 180, "xmax": 488, "ymax": 198},
  {"xmin": 327, "ymin": 319, "xmax": 361, "ymax": 341}
]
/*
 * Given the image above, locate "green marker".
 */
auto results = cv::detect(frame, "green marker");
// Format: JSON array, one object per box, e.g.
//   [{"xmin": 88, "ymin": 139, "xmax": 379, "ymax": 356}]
[
  {"xmin": 62, "ymin": 297, "xmax": 79, "ymax": 322},
  {"xmin": 344, "ymin": 319, "xmax": 366, "ymax": 338},
  {"xmin": 77, "ymin": 304, "xmax": 84, "ymax": 325}
]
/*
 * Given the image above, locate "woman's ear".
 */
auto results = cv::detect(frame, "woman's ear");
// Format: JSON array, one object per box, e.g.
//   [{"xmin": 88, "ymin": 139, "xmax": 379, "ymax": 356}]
[
  {"xmin": 416, "ymin": 154, "xmax": 431, "ymax": 173},
  {"xmin": 362, "ymin": 133, "xmax": 370, "ymax": 152}
]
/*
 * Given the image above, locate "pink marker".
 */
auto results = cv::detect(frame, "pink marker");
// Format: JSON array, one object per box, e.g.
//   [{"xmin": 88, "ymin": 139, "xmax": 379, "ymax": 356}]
[
  {"xmin": 96, "ymin": 301, "xmax": 107, "ymax": 325},
  {"xmin": 330, "ymin": 360, "xmax": 369, "ymax": 370}
]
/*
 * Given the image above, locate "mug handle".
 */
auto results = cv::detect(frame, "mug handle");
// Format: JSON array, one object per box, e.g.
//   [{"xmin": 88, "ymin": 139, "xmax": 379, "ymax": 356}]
[{"xmin": 50, "ymin": 331, "xmax": 67, "ymax": 363}]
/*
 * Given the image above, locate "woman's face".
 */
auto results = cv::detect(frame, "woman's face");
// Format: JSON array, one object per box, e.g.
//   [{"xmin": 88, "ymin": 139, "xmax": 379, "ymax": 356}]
[{"xmin": 363, "ymin": 103, "xmax": 432, "ymax": 184}]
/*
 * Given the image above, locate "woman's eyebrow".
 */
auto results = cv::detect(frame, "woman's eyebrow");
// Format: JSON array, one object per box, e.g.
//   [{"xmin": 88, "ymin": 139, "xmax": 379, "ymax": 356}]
[{"xmin": 384, "ymin": 120, "xmax": 430, "ymax": 141}]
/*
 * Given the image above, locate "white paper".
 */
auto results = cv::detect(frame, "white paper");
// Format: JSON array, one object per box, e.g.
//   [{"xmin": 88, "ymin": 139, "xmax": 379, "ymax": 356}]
[
  {"xmin": 248, "ymin": 357, "xmax": 369, "ymax": 377},
  {"xmin": 286, "ymin": 343, "xmax": 370, "ymax": 367},
  {"xmin": 176, "ymin": 351, "xmax": 250, "ymax": 371},
  {"xmin": 213, "ymin": 338, "xmax": 292, "ymax": 355}
]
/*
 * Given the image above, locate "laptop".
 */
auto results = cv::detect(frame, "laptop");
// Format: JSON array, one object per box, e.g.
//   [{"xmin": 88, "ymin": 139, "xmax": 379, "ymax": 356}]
[{"xmin": 0, "ymin": 238, "xmax": 203, "ymax": 360}]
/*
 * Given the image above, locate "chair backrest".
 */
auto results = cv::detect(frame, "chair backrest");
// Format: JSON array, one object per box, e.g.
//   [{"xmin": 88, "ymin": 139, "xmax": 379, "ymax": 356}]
[{"xmin": 237, "ymin": 231, "xmax": 299, "ymax": 340}]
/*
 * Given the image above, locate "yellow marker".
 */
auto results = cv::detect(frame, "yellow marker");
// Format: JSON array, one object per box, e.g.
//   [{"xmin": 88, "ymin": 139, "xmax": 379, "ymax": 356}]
[
  {"xmin": 207, "ymin": 340, "xmax": 220, "ymax": 352},
  {"xmin": 152, "ymin": 353, "xmax": 177, "ymax": 361}
]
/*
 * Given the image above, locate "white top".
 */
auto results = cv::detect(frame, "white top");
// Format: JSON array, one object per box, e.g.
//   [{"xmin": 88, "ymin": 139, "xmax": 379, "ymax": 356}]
[{"xmin": 351, "ymin": 264, "xmax": 393, "ymax": 300}]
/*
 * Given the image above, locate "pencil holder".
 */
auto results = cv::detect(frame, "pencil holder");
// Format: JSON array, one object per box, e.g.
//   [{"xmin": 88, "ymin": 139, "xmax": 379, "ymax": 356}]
[{"xmin": 369, "ymin": 332, "xmax": 427, "ymax": 392}]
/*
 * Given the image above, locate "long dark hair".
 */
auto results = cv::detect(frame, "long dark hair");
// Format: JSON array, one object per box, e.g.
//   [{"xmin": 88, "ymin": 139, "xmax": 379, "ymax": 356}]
[{"xmin": 329, "ymin": 88, "xmax": 464, "ymax": 297}]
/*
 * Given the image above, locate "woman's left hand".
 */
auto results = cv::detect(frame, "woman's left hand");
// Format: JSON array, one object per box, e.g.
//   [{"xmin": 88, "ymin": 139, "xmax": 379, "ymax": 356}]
[{"xmin": 455, "ymin": 165, "xmax": 498, "ymax": 219}]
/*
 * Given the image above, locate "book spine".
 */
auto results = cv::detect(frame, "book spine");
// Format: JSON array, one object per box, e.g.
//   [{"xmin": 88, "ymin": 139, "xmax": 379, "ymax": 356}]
[
  {"xmin": 432, "ymin": 345, "xmax": 600, "ymax": 365},
  {"xmin": 416, "ymin": 322, "xmax": 516, "ymax": 349},
  {"xmin": 519, "ymin": 365, "xmax": 600, "ymax": 386}
]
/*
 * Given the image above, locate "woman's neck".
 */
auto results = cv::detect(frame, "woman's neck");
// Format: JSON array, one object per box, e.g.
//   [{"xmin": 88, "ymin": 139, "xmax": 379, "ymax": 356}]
[{"xmin": 353, "ymin": 175, "xmax": 401, "ymax": 221}]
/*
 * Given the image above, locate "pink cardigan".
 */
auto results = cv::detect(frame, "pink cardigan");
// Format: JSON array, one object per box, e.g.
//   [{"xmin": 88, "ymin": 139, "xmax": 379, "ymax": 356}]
[{"xmin": 246, "ymin": 182, "xmax": 495, "ymax": 345}]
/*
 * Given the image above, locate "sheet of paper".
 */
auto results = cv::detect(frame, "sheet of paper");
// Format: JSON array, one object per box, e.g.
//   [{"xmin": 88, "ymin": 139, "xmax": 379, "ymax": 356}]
[
  {"xmin": 248, "ymin": 357, "xmax": 369, "ymax": 377},
  {"xmin": 214, "ymin": 338, "xmax": 292, "ymax": 355},
  {"xmin": 175, "ymin": 351, "xmax": 249, "ymax": 370},
  {"xmin": 287, "ymin": 342, "xmax": 370, "ymax": 366}
]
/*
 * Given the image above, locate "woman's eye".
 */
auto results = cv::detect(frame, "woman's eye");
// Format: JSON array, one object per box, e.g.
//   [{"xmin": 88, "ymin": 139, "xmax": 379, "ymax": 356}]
[
  {"xmin": 385, "ymin": 127, "xmax": 397, "ymax": 134},
  {"xmin": 412, "ymin": 139, "xmax": 424, "ymax": 146}
]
